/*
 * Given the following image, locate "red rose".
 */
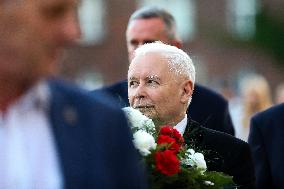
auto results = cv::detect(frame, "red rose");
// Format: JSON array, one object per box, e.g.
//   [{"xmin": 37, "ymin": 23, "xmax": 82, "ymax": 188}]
[
  {"xmin": 159, "ymin": 126, "xmax": 172, "ymax": 136},
  {"xmin": 172, "ymin": 129, "xmax": 184, "ymax": 144},
  {"xmin": 159, "ymin": 126, "xmax": 185, "ymax": 146},
  {"xmin": 157, "ymin": 135, "xmax": 175, "ymax": 145},
  {"xmin": 155, "ymin": 150, "xmax": 180, "ymax": 176},
  {"xmin": 157, "ymin": 135, "xmax": 180, "ymax": 152}
]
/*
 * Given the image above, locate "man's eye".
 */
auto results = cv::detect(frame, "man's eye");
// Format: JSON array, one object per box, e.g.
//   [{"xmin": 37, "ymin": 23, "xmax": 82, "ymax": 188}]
[
  {"xmin": 144, "ymin": 40, "xmax": 155, "ymax": 44},
  {"xmin": 42, "ymin": 5, "xmax": 67, "ymax": 20},
  {"xmin": 129, "ymin": 81, "xmax": 139, "ymax": 88},
  {"xmin": 129, "ymin": 40, "xmax": 138, "ymax": 47},
  {"xmin": 147, "ymin": 80, "xmax": 159, "ymax": 86}
]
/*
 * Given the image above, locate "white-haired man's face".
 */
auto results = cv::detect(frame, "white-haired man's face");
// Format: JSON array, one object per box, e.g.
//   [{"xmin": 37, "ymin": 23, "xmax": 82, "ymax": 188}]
[{"xmin": 128, "ymin": 52, "xmax": 193, "ymax": 126}]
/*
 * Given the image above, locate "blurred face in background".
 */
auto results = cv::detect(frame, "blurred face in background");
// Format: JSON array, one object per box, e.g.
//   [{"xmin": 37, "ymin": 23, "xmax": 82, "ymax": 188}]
[
  {"xmin": 240, "ymin": 75, "xmax": 272, "ymax": 113},
  {"xmin": 126, "ymin": 18, "xmax": 172, "ymax": 62},
  {"xmin": 0, "ymin": 0, "xmax": 81, "ymax": 85}
]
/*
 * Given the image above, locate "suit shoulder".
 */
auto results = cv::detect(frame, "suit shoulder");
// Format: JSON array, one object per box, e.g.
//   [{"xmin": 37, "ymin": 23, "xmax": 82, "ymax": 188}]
[
  {"xmin": 194, "ymin": 84, "xmax": 227, "ymax": 105},
  {"xmin": 253, "ymin": 103, "xmax": 284, "ymax": 121},
  {"xmin": 48, "ymin": 78, "xmax": 122, "ymax": 113},
  {"xmin": 90, "ymin": 80, "xmax": 129, "ymax": 107},
  {"xmin": 188, "ymin": 119, "xmax": 246, "ymax": 149},
  {"xmin": 251, "ymin": 103, "xmax": 284, "ymax": 133},
  {"xmin": 48, "ymin": 78, "xmax": 89, "ymax": 98},
  {"xmin": 99, "ymin": 80, "xmax": 127, "ymax": 94},
  {"xmin": 201, "ymin": 125, "xmax": 249, "ymax": 149}
]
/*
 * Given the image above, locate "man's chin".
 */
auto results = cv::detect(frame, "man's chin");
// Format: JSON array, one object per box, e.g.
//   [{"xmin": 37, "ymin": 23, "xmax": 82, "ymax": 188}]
[
  {"xmin": 135, "ymin": 108, "xmax": 154, "ymax": 118},
  {"xmin": 133, "ymin": 108, "xmax": 165, "ymax": 128}
]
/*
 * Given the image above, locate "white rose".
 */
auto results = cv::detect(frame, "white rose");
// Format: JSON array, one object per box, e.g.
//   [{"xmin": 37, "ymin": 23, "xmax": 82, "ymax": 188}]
[
  {"xmin": 133, "ymin": 130, "xmax": 157, "ymax": 156},
  {"xmin": 184, "ymin": 149, "xmax": 207, "ymax": 173},
  {"xmin": 122, "ymin": 107, "xmax": 148, "ymax": 128},
  {"xmin": 192, "ymin": 152, "xmax": 207, "ymax": 171},
  {"xmin": 122, "ymin": 107, "xmax": 156, "ymax": 134},
  {"xmin": 204, "ymin": 181, "xmax": 214, "ymax": 186}
]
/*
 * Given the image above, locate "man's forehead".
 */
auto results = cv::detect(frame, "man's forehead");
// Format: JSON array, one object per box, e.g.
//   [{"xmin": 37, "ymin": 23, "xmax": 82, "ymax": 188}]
[
  {"xmin": 130, "ymin": 55, "xmax": 170, "ymax": 75},
  {"xmin": 129, "ymin": 17, "xmax": 165, "ymax": 27},
  {"xmin": 127, "ymin": 18, "xmax": 166, "ymax": 35}
]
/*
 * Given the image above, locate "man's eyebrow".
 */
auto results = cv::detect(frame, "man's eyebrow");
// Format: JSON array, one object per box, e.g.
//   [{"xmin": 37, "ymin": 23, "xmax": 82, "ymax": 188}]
[
  {"xmin": 128, "ymin": 76, "xmax": 138, "ymax": 80},
  {"xmin": 146, "ymin": 75, "xmax": 160, "ymax": 81},
  {"xmin": 143, "ymin": 40, "xmax": 156, "ymax": 44}
]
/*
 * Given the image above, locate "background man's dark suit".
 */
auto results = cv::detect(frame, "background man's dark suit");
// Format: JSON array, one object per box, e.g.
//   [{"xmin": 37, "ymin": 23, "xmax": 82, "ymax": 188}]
[
  {"xmin": 184, "ymin": 118, "xmax": 255, "ymax": 189},
  {"xmin": 248, "ymin": 103, "xmax": 284, "ymax": 189},
  {"xmin": 48, "ymin": 79, "xmax": 148, "ymax": 189},
  {"xmin": 92, "ymin": 80, "xmax": 235, "ymax": 135}
]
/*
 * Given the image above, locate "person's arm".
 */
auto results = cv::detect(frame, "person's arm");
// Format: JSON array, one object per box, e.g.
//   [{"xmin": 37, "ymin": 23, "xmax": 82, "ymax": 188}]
[{"xmin": 248, "ymin": 116, "xmax": 272, "ymax": 189}]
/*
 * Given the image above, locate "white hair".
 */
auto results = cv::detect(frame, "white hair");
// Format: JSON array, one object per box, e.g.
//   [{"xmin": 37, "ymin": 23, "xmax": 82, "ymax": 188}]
[{"xmin": 134, "ymin": 41, "xmax": 195, "ymax": 84}]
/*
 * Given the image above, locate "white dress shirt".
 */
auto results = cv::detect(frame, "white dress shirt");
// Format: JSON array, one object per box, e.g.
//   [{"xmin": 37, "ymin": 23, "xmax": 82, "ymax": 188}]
[
  {"xmin": 0, "ymin": 81, "xmax": 63, "ymax": 189},
  {"xmin": 174, "ymin": 114, "xmax": 188, "ymax": 136}
]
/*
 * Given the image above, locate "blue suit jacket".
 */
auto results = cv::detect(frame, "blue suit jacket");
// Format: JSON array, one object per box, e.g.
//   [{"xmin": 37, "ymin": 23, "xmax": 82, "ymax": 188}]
[
  {"xmin": 248, "ymin": 103, "xmax": 284, "ymax": 189},
  {"xmin": 47, "ymin": 79, "xmax": 148, "ymax": 189},
  {"xmin": 92, "ymin": 80, "xmax": 234, "ymax": 135}
]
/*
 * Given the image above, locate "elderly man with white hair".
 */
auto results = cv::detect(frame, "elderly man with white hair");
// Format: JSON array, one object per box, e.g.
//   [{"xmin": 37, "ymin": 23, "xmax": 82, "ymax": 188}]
[{"xmin": 128, "ymin": 42, "xmax": 256, "ymax": 189}]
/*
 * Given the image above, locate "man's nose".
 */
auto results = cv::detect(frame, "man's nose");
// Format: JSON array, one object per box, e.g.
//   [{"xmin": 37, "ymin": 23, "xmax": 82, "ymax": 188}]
[
  {"xmin": 59, "ymin": 11, "xmax": 81, "ymax": 44},
  {"xmin": 134, "ymin": 84, "xmax": 147, "ymax": 98}
]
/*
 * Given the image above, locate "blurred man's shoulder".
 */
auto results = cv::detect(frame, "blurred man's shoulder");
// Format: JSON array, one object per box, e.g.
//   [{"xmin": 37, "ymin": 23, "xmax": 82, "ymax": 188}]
[
  {"xmin": 48, "ymin": 78, "xmax": 122, "ymax": 111},
  {"xmin": 190, "ymin": 118, "xmax": 245, "ymax": 146}
]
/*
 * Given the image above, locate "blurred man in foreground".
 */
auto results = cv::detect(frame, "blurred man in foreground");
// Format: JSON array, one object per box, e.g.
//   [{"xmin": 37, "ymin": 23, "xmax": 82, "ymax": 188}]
[
  {"xmin": 128, "ymin": 42, "xmax": 255, "ymax": 188},
  {"xmin": 0, "ymin": 0, "xmax": 147, "ymax": 188},
  {"xmin": 93, "ymin": 6, "xmax": 235, "ymax": 135}
]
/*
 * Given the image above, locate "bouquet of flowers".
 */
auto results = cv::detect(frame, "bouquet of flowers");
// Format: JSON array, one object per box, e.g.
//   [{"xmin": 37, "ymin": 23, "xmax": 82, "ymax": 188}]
[{"xmin": 123, "ymin": 107, "xmax": 235, "ymax": 189}]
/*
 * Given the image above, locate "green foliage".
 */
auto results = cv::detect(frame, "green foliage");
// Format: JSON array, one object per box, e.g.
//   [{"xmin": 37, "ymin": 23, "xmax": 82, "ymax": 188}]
[
  {"xmin": 146, "ymin": 156, "xmax": 235, "ymax": 189},
  {"xmin": 252, "ymin": 12, "xmax": 284, "ymax": 64}
]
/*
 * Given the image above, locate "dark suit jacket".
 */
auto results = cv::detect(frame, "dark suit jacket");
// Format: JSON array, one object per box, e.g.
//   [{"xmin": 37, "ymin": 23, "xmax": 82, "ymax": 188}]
[
  {"xmin": 248, "ymin": 103, "xmax": 284, "ymax": 189},
  {"xmin": 92, "ymin": 80, "xmax": 235, "ymax": 135},
  {"xmin": 184, "ymin": 118, "xmax": 255, "ymax": 189},
  {"xmin": 47, "ymin": 79, "xmax": 148, "ymax": 189}
]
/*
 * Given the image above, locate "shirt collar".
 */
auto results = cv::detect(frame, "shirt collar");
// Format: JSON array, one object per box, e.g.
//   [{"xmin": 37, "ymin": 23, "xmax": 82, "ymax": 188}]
[
  {"xmin": 0, "ymin": 80, "xmax": 50, "ymax": 119},
  {"xmin": 18, "ymin": 80, "xmax": 50, "ymax": 112},
  {"xmin": 174, "ymin": 114, "xmax": 188, "ymax": 136}
]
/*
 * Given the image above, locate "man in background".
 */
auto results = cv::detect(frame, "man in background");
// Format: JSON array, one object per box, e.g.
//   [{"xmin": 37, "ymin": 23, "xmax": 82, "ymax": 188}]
[
  {"xmin": 93, "ymin": 6, "xmax": 235, "ymax": 135},
  {"xmin": 249, "ymin": 103, "xmax": 284, "ymax": 188},
  {"xmin": 0, "ymin": 0, "xmax": 147, "ymax": 188}
]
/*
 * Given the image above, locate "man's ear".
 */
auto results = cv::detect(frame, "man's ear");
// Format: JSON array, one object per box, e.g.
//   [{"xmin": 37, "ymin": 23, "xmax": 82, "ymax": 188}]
[{"xmin": 180, "ymin": 80, "xmax": 194, "ymax": 104}]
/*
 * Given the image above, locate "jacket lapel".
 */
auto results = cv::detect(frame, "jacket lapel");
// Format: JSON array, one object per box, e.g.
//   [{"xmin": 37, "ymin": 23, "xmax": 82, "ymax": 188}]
[
  {"xmin": 183, "ymin": 117, "xmax": 204, "ymax": 150},
  {"xmin": 47, "ymin": 80, "xmax": 89, "ymax": 188},
  {"xmin": 183, "ymin": 117, "xmax": 224, "ymax": 172}
]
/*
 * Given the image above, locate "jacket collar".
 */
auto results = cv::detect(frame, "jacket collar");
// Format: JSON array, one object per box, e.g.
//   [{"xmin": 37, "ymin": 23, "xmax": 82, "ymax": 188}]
[{"xmin": 183, "ymin": 116, "xmax": 204, "ymax": 149}]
